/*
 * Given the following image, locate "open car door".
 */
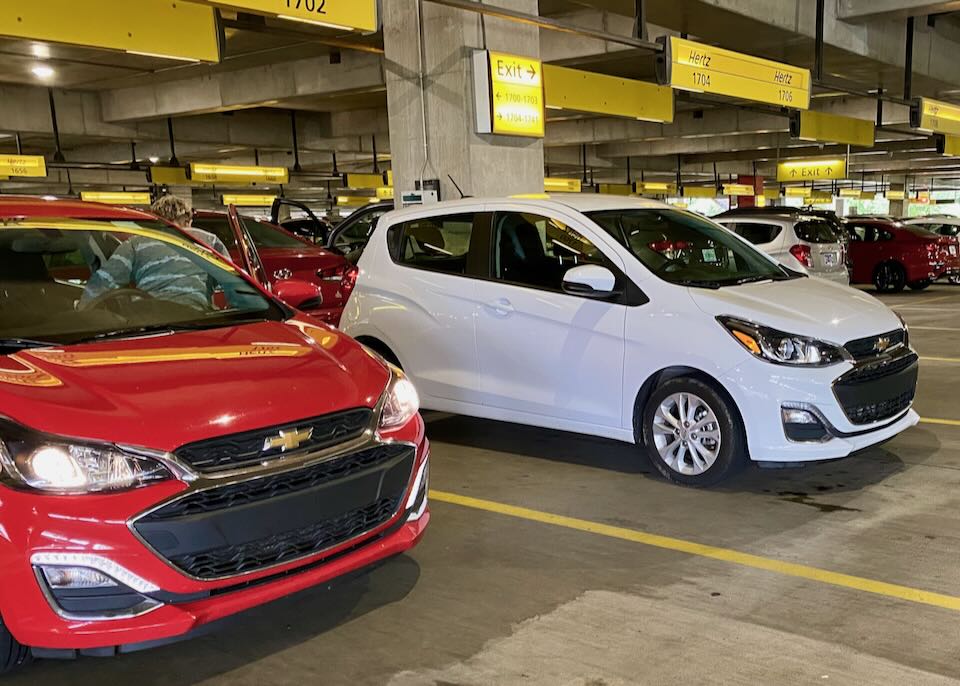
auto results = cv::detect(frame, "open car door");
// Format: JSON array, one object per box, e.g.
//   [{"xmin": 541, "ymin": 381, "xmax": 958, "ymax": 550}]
[{"xmin": 270, "ymin": 198, "xmax": 329, "ymax": 244}]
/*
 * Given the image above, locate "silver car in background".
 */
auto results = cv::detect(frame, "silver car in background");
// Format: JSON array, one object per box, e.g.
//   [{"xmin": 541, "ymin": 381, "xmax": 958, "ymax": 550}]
[{"xmin": 716, "ymin": 213, "xmax": 849, "ymax": 285}]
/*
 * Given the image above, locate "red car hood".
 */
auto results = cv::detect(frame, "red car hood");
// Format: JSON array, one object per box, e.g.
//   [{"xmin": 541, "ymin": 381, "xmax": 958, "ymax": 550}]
[{"xmin": 0, "ymin": 319, "xmax": 389, "ymax": 452}]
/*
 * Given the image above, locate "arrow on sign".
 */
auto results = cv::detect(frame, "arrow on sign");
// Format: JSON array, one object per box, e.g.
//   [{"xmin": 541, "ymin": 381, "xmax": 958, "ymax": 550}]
[{"xmin": 527, "ymin": 65, "xmax": 537, "ymax": 79}]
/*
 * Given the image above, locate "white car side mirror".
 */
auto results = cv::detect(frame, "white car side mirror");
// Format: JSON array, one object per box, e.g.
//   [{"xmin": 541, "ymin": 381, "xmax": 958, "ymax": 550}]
[{"xmin": 562, "ymin": 264, "xmax": 618, "ymax": 298}]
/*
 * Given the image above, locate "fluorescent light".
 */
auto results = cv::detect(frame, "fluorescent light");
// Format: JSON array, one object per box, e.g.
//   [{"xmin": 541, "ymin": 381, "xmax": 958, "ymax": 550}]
[
  {"xmin": 31, "ymin": 64, "xmax": 54, "ymax": 80},
  {"xmin": 31, "ymin": 44, "xmax": 50, "ymax": 59},
  {"xmin": 545, "ymin": 105, "xmax": 563, "ymax": 111},
  {"xmin": 126, "ymin": 50, "xmax": 200, "ymax": 63},
  {"xmin": 148, "ymin": 156, "xmax": 160, "ymax": 164},
  {"xmin": 277, "ymin": 15, "xmax": 355, "ymax": 31}
]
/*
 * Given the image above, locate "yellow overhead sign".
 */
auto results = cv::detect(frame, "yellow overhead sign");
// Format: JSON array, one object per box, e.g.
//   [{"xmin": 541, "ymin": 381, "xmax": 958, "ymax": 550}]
[
  {"xmin": 222, "ymin": 194, "xmax": 277, "ymax": 207},
  {"xmin": 597, "ymin": 183, "xmax": 633, "ymax": 196},
  {"xmin": 376, "ymin": 187, "xmax": 395, "ymax": 201},
  {"xmin": 474, "ymin": 51, "xmax": 545, "ymax": 138},
  {"xmin": 911, "ymin": 98, "xmax": 960, "ymax": 136},
  {"xmin": 886, "ymin": 190, "xmax": 906, "ymax": 201},
  {"xmin": 839, "ymin": 188, "xmax": 862, "ymax": 198},
  {"xmin": 937, "ymin": 135, "xmax": 960, "ymax": 157},
  {"xmin": 544, "ymin": 177, "xmax": 582, "ymax": 193},
  {"xmin": 0, "ymin": 155, "xmax": 46, "ymax": 178},
  {"xmin": 337, "ymin": 195, "xmax": 378, "ymax": 207},
  {"xmin": 763, "ymin": 188, "xmax": 780, "ymax": 199},
  {"xmin": 344, "ymin": 173, "xmax": 388, "ymax": 189},
  {"xmin": 776, "ymin": 159, "xmax": 846, "ymax": 183},
  {"xmin": 149, "ymin": 166, "xmax": 193, "ymax": 186},
  {"xmin": 81, "ymin": 192, "xmax": 152, "ymax": 205},
  {"xmin": 784, "ymin": 187, "xmax": 810, "ymax": 197},
  {"xmin": 543, "ymin": 65, "xmax": 674, "ymax": 123},
  {"xmin": 0, "ymin": 1, "xmax": 220, "ymax": 62},
  {"xmin": 189, "ymin": 163, "xmax": 289, "ymax": 185},
  {"xmin": 682, "ymin": 186, "xmax": 718, "ymax": 198},
  {"xmin": 658, "ymin": 36, "xmax": 810, "ymax": 110},
  {"xmin": 791, "ymin": 110, "xmax": 874, "ymax": 147},
  {"xmin": 723, "ymin": 183, "xmax": 755, "ymax": 197},
  {"xmin": 191, "ymin": 0, "xmax": 377, "ymax": 32}
]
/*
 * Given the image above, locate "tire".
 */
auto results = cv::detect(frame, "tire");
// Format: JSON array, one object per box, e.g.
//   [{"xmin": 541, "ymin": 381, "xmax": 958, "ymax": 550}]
[
  {"xmin": 908, "ymin": 280, "xmax": 932, "ymax": 291},
  {"xmin": 640, "ymin": 377, "xmax": 748, "ymax": 487},
  {"xmin": 0, "ymin": 618, "xmax": 30, "ymax": 675},
  {"xmin": 948, "ymin": 275, "xmax": 960, "ymax": 286},
  {"xmin": 873, "ymin": 262, "xmax": 906, "ymax": 293}
]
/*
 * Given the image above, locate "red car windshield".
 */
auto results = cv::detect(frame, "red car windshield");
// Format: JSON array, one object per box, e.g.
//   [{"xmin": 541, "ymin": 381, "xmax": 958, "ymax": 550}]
[{"xmin": 0, "ymin": 218, "xmax": 285, "ymax": 350}]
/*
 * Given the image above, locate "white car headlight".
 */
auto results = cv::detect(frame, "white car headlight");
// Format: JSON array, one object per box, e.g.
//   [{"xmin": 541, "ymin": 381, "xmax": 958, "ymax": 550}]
[
  {"xmin": 719, "ymin": 316, "xmax": 849, "ymax": 367},
  {"xmin": 378, "ymin": 368, "xmax": 420, "ymax": 431},
  {"xmin": 0, "ymin": 419, "xmax": 171, "ymax": 494}
]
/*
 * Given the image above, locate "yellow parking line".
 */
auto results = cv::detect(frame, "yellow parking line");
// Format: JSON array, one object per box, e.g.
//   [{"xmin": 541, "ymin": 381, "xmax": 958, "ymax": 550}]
[
  {"xmin": 919, "ymin": 356, "xmax": 960, "ymax": 363},
  {"xmin": 899, "ymin": 294, "xmax": 958, "ymax": 307},
  {"xmin": 430, "ymin": 489, "xmax": 960, "ymax": 612},
  {"xmin": 920, "ymin": 417, "xmax": 960, "ymax": 427}
]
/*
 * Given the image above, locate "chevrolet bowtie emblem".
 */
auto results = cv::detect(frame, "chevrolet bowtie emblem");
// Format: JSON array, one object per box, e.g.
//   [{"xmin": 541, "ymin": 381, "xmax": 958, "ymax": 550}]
[
  {"xmin": 874, "ymin": 337, "xmax": 892, "ymax": 353},
  {"xmin": 263, "ymin": 427, "xmax": 314, "ymax": 453}
]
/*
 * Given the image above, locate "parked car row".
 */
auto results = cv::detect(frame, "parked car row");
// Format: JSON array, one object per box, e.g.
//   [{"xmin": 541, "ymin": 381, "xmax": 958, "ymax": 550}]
[
  {"xmin": 715, "ymin": 207, "xmax": 960, "ymax": 293},
  {"xmin": 0, "ymin": 193, "xmax": 922, "ymax": 672}
]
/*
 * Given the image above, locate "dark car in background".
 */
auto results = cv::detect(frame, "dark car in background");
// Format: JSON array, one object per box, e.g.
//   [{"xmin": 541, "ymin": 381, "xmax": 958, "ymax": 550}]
[
  {"xmin": 843, "ymin": 218, "xmax": 960, "ymax": 292},
  {"xmin": 192, "ymin": 209, "xmax": 357, "ymax": 325},
  {"xmin": 272, "ymin": 198, "xmax": 394, "ymax": 265}
]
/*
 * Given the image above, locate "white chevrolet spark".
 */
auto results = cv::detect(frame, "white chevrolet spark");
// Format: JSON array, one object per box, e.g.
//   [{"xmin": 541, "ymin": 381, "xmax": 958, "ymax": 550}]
[{"xmin": 341, "ymin": 196, "xmax": 919, "ymax": 486}]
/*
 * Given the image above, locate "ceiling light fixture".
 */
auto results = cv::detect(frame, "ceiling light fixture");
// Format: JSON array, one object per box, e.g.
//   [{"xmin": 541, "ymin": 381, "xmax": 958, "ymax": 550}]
[
  {"xmin": 31, "ymin": 44, "xmax": 50, "ymax": 59},
  {"xmin": 31, "ymin": 64, "xmax": 54, "ymax": 80}
]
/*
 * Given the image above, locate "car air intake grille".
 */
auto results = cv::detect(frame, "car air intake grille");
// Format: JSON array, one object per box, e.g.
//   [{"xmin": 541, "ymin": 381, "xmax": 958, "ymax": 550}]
[
  {"xmin": 175, "ymin": 408, "xmax": 373, "ymax": 473},
  {"xmin": 168, "ymin": 497, "xmax": 400, "ymax": 579},
  {"xmin": 834, "ymin": 352, "xmax": 919, "ymax": 425},
  {"xmin": 135, "ymin": 443, "xmax": 416, "ymax": 579},
  {"xmin": 844, "ymin": 329, "xmax": 906, "ymax": 360}
]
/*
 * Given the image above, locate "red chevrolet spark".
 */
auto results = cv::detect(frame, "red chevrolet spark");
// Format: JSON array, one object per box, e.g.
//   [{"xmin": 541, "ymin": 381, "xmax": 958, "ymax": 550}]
[{"xmin": 0, "ymin": 198, "xmax": 429, "ymax": 672}]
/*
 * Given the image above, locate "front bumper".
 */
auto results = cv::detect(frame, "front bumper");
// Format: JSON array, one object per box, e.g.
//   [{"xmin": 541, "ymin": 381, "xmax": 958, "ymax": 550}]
[
  {"xmin": 0, "ymin": 427, "xmax": 429, "ymax": 652},
  {"xmin": 722, "ymin": 350, "xmax": 920, "ymax": 463}
]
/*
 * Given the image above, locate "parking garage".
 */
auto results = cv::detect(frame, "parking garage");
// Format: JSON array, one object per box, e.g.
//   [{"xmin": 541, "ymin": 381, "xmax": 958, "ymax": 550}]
[{"xmin": 3, "ymin": 1, "xmax": 960, "ymax": 684}]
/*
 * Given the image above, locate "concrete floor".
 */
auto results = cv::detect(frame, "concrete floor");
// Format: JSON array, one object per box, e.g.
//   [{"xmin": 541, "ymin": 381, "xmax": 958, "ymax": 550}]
[{"xmin": 14, "ymin": 285, "xmax": 960, "ymax": 685}]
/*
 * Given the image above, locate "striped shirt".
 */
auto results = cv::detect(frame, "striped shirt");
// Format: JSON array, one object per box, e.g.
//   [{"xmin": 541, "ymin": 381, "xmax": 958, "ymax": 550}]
[{"xmin": 81, "ymin": 237, "xmax": 210, "ymax": 310}]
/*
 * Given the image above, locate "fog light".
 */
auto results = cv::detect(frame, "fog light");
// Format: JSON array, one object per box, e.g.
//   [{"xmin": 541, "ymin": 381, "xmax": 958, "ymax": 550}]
[
  {"xmin": 781, "ymin": 406, "xmax": 830, "ymax": 442},
  {"xmin": 781, "ymin": 408, "xmax": 819, "ymax": 425},
  {"xmin": 41, "ymin": 566, "xmax": 117, "ymax": 589}
]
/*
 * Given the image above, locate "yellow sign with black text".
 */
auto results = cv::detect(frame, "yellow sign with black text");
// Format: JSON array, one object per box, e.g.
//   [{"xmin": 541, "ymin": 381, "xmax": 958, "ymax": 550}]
[
  {"xmin": 723, "ymin": 183, "xmax": 755, "ymax": 197},
  {"xmin": 488, "ymin": 52, "xmax": 545, "ymax": 138},
  {"xmin": 913, "ymin": 98, "xmax": 960, "ymax": 136},
  {"xmin": 191, "ymin": 0, "xmax": 377, "ymax": 32},
  {"xmin": 658, "ymin": 36, "xmax": 810, "ymax": 110},
  {"xmin": 776, "ymin": 159, "xmax": 846, "ymax": 183},
  {"xmin": 0, "ymin": 155, "xmax": 46, "ymax": 178},
  {"xmin": 0, "ymin": 1, "xmax": 220, "ymax": 62},
  {"xmin": 188, "ymin": 163, "xmax": 289, "ymax": 185}
]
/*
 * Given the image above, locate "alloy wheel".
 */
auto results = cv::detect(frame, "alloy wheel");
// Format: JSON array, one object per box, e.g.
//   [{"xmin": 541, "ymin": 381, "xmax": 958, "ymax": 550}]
[{"xmin": 651, "ymin": 392, "xmax": 723, "ymax": 476}]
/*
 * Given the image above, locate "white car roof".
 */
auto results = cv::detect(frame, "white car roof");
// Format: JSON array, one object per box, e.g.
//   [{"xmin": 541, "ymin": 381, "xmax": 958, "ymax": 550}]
[{"xmin": 379, "ymin": 195, "xmax": 676, "ymax": 224}]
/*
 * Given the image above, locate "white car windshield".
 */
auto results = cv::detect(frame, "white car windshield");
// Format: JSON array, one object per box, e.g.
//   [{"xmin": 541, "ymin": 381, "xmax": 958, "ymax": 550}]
[{"xmin": 587, "ymin": 208, "xmax": 798, "ymax": 288}]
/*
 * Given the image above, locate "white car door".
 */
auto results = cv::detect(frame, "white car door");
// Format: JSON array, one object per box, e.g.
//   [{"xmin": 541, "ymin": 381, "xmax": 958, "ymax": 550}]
[
  {"xmin": 355, "ymin": 210, "xmax": 485, "ymax": 406},
  {"xmin": 472, "ymin": 206, "xmax": 628, "ymax": 429}
]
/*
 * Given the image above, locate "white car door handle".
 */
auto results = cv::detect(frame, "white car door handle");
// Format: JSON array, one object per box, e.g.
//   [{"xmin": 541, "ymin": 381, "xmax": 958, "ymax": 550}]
[{"xmin": 486, "ymin": 298, "xmax": 515, "ymax": 316}]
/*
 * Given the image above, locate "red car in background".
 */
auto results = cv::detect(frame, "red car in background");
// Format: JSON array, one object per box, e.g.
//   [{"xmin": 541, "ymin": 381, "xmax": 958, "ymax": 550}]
[
  {"xmin": 843, "ymin": 218, "xmax": 960, "ymax": 292},
  {"xmin": 191, "ymin": 209, "xmax": 357, "ymax": 326},
  {"xmin": 0, "ymin": 198, "xmax": 428, "ymax": 672}
]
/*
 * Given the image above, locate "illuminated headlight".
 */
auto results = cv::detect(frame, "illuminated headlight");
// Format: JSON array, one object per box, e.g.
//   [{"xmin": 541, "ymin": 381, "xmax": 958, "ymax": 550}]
[
  {"xmin": 378, "ymin": 367, "xmax": 421, "ymax": 430},
  {"xmin": 0, "ymin": 419, "xmax": 171, "ymax": 494},
  {"xmin": 718, "ymin": 316, "xmax": 848, "ymax": 367}
]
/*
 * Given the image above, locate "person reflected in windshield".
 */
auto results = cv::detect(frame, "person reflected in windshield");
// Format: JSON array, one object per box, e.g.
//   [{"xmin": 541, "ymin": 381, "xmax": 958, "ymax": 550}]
[
  {"xmin": 79, "ymin": 233, "xmax": 213, "ymax": 310},
  {"xmin": 151, "ymin": 194, "xmax": 229, "ymax": 256}
]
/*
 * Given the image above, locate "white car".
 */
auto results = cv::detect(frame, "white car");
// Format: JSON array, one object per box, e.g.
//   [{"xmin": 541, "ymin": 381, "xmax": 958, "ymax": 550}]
[
  {"xmin": 904, "ymin": 216, "xmax": 960, "ymax": 284},
  {"xmin": 715, "ymin": 212, "xmax": 850, "ymax": 285},
  {"xmin": 341, "ymin": 196, "xmax": 919, "ymax": 486}
]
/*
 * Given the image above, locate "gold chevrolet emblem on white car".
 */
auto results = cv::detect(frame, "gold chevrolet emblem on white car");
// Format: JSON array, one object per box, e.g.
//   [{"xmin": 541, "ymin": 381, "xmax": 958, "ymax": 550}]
[
  {"xmin": 874, "ymin": 337, "xmax": 892, "ymax": 353},
  {"xmin": 263, "ymin": 427, "xmax": 314, "ymax": 453}
]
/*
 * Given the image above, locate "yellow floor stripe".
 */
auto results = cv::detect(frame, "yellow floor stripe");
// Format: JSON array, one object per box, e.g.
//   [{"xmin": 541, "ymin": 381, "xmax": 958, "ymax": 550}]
[
  {"xmin": 920, "ymin": 416, "xmax": 960, "ymax": 427},
  {"xmin": 431, "ymin": 489, "xmax": 960, "ymax": 612},
  {"xmin": 919, "ymin": 356, "xmax": 960, "ymax": 363}
]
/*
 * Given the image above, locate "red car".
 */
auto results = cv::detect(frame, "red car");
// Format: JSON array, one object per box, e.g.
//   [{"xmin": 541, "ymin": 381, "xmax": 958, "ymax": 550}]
[
  {"xmin": 0, "ymin": 198, "xmax": 428, "ymax": 672},
  {"xmin": 844, "ymin": 218, "xmax": 960, "ymax": 292},
  {"xmin": 191, "ymin": 208, "xmax": 358, "ymax": 326}
]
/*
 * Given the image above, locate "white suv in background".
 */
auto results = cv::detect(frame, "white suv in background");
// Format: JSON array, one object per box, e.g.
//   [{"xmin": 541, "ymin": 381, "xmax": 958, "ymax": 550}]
[
  {"xmin": 715, "ymin": 213, "xmax": 849, "ymax": 285},
  {"xmin": 341, "ymin": 197, "xmax": 918, "ymax": 486}
]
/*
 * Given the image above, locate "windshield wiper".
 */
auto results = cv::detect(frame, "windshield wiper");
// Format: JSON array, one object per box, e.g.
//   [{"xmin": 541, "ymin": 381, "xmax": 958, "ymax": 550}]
[
  {"xmin": 673, "ymin": 279, "xmax": 723, "ymax": 290},
  {"xmin": 79, "ymin": 317, "xmax": 273, "ymax": 343},
  {"xmin": 0, "ymin": 338, "xmax": 60, "ymax": 352}
]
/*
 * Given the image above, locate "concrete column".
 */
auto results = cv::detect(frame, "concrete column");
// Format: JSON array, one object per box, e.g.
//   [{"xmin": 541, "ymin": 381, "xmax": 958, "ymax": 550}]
[
  {"xmin": 383, "ymin": 0, "xmax": 545, "ymax": 204},
  {"xmin": 889, "ymin": 179, "xmax": 907, "ymax": 217}
]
